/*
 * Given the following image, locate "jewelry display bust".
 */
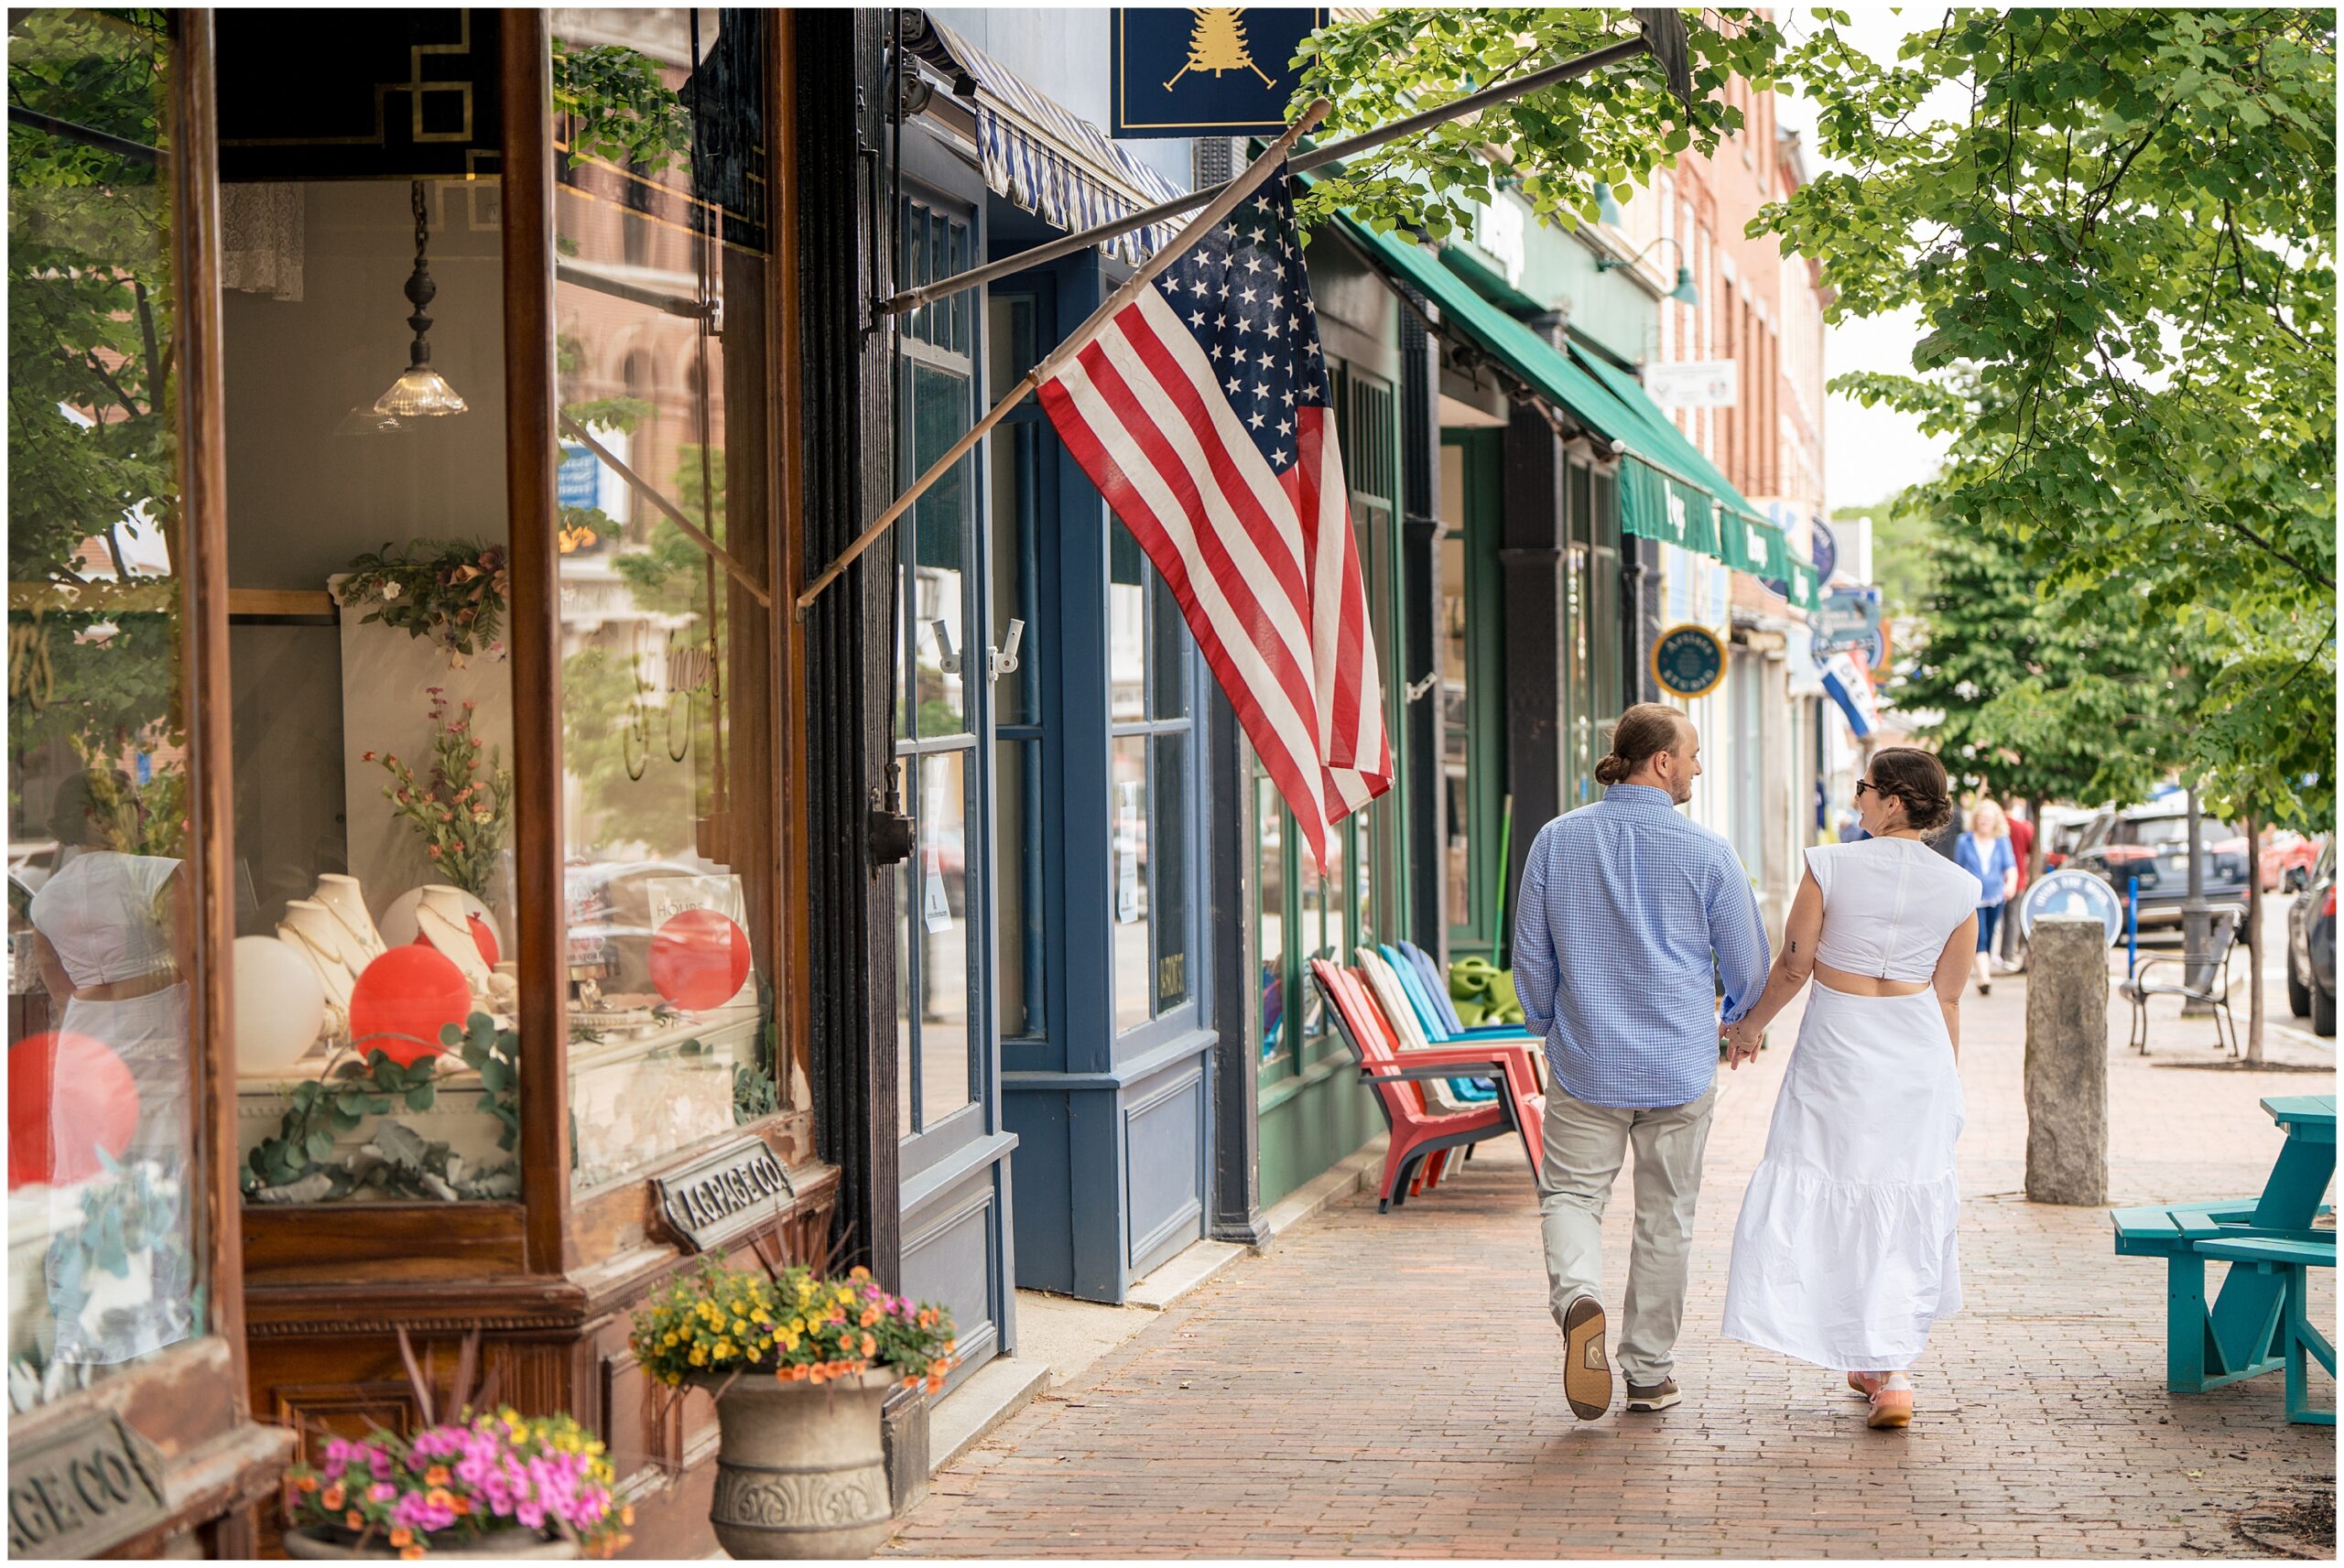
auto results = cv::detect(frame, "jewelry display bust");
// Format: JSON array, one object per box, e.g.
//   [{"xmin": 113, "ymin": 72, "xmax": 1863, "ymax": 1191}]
[
  {"xmin": 310, "ymin": 873, "xmax": 386, "ymax": 964},
  {"xmin": 414, "ymin": 884, "xmax": 495, "ymax": 997},
  {"xmin": 277, "ymin": 899, "xmax": 361, "ymax": 1012}
]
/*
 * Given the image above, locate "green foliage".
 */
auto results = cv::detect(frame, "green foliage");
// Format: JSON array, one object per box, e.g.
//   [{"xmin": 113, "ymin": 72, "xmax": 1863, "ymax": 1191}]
[
  {"xmin": 732, "ymin": 1061, "xmax": 779, "ymax": 1125},
  {"xmin": 455, "ymin": 1011, "xmax": 523, "ymax": 1154},
  {"xmin": 552, "ymin": 38, "xmax": 692, "ymax": 173},
  {"xmin": 1883, "ymin": 492, "xmax": 2199, "ymax": 810},
  {"xmin": 1293, "ymin": 9, "xmax": 1805, "ymax": 241},
  {"xmin": 337, "ymin": 539, "xmax": 510, "ymax": 657},
  {"xmin": 1763, "ymin": 9, "xmax": 2336, "ymax": 826}
]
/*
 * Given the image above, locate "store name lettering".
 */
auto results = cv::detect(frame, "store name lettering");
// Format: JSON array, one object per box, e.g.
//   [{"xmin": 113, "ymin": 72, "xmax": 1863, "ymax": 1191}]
[
  {"xmin": 7, "ymin": 1413, "xmax": 168, "ymax": 1559},
  {"xmin": 655, "ymin": 1139, "xmax": 797, "ymax": 1251}
]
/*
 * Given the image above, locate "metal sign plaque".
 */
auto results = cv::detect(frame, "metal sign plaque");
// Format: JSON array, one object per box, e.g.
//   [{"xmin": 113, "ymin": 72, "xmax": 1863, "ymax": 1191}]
[
  {"xmin": 1651, "ymin": 622, "xmax": 1727, "ymax": 699},
  {"xmin": 654, "ymin": 1137, "xmax": 798, "ymax": 1253},
  {"xmin": 8, "ymin": 1411, "xmax": 169, "ymax": 1560},
  {"xmin": 2019, "ymin": 870, "xmax": 2124, "ymax": 946},
  {"xmin": 1111, "ymin": 9, "xmax": 1327, "ymax": 137},
  {"xmin": 1811, "ymin": 588, "xmax": 1881, "ymax": 653}
]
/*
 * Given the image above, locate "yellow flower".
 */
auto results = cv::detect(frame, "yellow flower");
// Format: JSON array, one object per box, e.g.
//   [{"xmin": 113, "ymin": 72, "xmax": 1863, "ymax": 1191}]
[
  {"xmin": 787, "ymin": 1318, "xmax": 805, "ymax": 1335},
  {"xmin": 689, "ymin": 1346, "xmax": 708, "ymax": 1367},
  {"xmin": 733, "ymin": 1318, "xmax": 749, "ymax": 1335},
  {"xmin": 662, "ymin": 1332, "xmax": 678, "ymax": 1346}
]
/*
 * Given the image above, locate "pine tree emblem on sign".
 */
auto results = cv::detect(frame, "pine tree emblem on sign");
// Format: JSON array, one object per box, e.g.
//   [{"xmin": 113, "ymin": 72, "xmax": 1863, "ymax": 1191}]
[{"xmin": 1166, "ymin": 9, "xmax": 1275, "ymax": 91}]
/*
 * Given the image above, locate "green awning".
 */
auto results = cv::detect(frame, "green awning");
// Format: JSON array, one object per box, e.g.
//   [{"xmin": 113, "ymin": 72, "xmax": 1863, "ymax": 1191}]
[
  {"xmin": 1337, "ymin": 215, "xmax": 1822, "ymax": 608},
  {"xmin": 1333, "ymin": 213, "xmax": 1644, "ymax": 451}
]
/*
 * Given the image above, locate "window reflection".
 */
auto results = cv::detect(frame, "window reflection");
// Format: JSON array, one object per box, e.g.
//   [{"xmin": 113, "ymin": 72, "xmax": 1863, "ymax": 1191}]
[
  {"xmin": 1111, "ymin": 737, "xmax": 1151, "ymax": 1032},
  {"xmin": 552, "ymin": 7, "xmax": 784, "ymax": 1191},
  {"xmin": 8, "ymin": 7, "xmax": 200, "ymax": 1396},
  {"xmin": 1255, "ymin": 773, "xmax": 1286, "ymax": 1065},
  {"xmin": 1107, "ymin": 524, "xmax": 1196, "ymax": 1035}
]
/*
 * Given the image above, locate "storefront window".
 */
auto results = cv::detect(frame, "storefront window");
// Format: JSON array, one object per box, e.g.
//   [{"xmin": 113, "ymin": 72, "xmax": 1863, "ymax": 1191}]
[
  {"xmin": 551, "ymin": 8, "xmax": 786, "ymax": 1190},
  {"xmin": 1253, "ymin": 772, "xmax": 1288, "ymax": 1072},
  {"xmin": 9, "ymin": 7, "xmax": 203, "ymax": 1396},
  {"xmin": 894, "ymin": 190, "xmax": 982, "ymax": 1138},
  {"xmin": 1108, "ymin": 529, "xmax": 1194, "ymax": 1033}
]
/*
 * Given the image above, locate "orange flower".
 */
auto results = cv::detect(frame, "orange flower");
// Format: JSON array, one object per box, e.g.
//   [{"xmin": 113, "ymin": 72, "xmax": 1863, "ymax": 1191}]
[
  {"xmin": 903, "ymin": 1374, "xmax": 921, "ymax": 1390},
  {"xmin": 861, "ymin": 1333, "xmax": 877, "ymax": 1357},
  {"xmin": 294, "ymin": 1475, "xmax": 320, "ymax": 1495},
  {"xmin": 425, "ymin": 1487, "xmax": 455, "ymax": 1510},
  {"xmin": 927, "ymin": 1372, "xmax": 946, "ymax": 1393},
  {"xmin": 425, "ymin": 1465, "xmax": 450, "ymax": 1486},
  {"xmin": 859, "ymin": 1307, "xmax": 880, "ymax": 1327},
  {"xmin": 808, "ymin": 1365, "xmax": 828, "ymax": 1386},
  {"xmin": 849, "ymin": 1266, "xmax": 872, "ymax": 1281},
  {"xmin": 917, "ymin": 1308, "xmax": 938, "ymax": 1329},
  {"xmin": 321, "ymin": 1486, "xmax": 345, "ymax": 1511},
  {"xmin": 401, "ymin": 1548, "xmax": 425, "ymax": 1562},
  {"xmin": 620, "ymin": 1505, "xmax": 636, "ymax": 1528},
  {"xmin": 345, "ymin": 1510, "xmax": 364, "ymax": 1530},
  {"xmin": 390, "ymin": 1529, "xmax": 414, "ymax": 1549}
]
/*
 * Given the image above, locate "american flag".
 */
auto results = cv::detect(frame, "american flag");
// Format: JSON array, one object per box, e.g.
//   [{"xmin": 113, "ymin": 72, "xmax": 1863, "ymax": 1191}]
[{"xmin": 1037, "ymin": 162, "xmax": 1391, "ymax": 871}]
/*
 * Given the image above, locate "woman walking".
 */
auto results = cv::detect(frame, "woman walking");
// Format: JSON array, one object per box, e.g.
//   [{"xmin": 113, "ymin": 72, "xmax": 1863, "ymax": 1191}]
[
  {"xmin": 1953, "ymin": 799, "xmax": 2018, "ymax": 994},
  {"xmin": 1717, "ymin": 748, "xmax": 1978, "ymax": 1429}
]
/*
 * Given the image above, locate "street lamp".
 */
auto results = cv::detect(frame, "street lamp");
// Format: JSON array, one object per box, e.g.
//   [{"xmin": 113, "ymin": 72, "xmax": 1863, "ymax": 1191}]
[{"xmin": 1594, "ymin": 236, "xmax": 1698, "ymax": 307}]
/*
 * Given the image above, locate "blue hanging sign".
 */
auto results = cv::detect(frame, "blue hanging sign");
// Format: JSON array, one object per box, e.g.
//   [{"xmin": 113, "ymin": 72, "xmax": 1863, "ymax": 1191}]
[
  {"xmin": 557, "ymin": 443, "xmax": 599, "ymax": 512},
  {"xmin": 1111, "ymin": 9, "xmax": 1327, "ymax": 138},
  {"xmin": 1651, "ymin": 622, "xmax": 1727, "ymax": 700},
  {"xmin": 1808, "ymin": 517, "xmax": 1838, "ymax": 582}
]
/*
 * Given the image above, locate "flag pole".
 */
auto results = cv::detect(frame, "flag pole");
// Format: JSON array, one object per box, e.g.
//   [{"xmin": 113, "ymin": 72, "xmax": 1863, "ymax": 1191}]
[{"xmin": 795, "ymin": 97, "xmax": 1332, "ymax": 621}]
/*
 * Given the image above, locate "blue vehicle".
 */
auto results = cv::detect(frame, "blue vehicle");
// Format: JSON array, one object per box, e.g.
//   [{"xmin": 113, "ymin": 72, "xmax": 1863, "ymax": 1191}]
[{"xmin": 2285, "ymin": 841, "xmax": 2334, "ymax": 1038}]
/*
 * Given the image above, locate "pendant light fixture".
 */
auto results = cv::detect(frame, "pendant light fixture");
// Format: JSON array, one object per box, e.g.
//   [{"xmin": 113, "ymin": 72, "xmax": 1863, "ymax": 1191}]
[{"xmin": 373, "ymin": 179, "xmax": 467, "ymax": 418}]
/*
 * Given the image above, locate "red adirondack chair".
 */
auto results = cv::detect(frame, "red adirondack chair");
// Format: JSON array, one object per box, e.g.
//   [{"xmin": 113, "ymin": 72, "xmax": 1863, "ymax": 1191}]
[{"xmin": 1309, "ymin": 959, "xmax": 1546, "ymax": 1212}]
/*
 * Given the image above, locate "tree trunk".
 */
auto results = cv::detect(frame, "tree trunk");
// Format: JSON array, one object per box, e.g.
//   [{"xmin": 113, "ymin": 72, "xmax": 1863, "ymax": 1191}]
[{"xmin": 2243, "ymin": 810, "xmax": 2265, "ymax": 1064}]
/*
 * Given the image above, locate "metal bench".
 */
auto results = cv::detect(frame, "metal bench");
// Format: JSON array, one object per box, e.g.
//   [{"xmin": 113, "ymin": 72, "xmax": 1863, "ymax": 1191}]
[{"xmin": 2118, "ymin": 904, "xmax": 2245, "ymax": 1055}]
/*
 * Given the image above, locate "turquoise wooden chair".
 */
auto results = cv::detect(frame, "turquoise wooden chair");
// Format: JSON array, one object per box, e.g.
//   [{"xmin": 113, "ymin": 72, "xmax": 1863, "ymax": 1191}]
[{"xmin": 2189, "ymin": 1236, "xmax": 2335, "ymax": 1424}]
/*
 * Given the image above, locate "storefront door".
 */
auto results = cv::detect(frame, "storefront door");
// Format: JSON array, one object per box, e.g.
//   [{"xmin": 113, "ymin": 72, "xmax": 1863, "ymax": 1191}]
[{"xmin": 890, "ymin": 175, "xmax": 1012, "ymax": 1390}]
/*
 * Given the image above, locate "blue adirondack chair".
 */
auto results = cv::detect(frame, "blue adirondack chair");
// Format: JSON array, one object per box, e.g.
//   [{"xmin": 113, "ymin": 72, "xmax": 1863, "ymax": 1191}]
[{"xmin": 1380, "ymin": 943, "xmax": 1545, "ymax": 1104}]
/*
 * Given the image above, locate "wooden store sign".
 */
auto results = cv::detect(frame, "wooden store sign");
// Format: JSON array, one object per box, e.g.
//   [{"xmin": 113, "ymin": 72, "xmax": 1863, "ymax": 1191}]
[
  {"xmin": 8, "ymin": 1411, "xmax": 168, "ymax": 1559},
  {"xmin": 654, "ymin": 1137, "xmax": 798, "ymax": 1252}
]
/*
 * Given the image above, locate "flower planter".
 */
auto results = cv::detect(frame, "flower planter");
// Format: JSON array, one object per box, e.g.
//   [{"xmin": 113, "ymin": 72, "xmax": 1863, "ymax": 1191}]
[
  {"xmin": 700, "ymin": 1368, "xmax": 896, "ymax": 1560},
  {"xmin": 283, "ymin": 1526, "xmax": 580, "ymax": 1559}
]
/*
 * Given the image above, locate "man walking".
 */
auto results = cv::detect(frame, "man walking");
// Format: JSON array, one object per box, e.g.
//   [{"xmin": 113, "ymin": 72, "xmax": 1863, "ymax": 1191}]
[{"xmin": 1513, "ymin": 704, "xmax": 1770, "ymax": 1420}]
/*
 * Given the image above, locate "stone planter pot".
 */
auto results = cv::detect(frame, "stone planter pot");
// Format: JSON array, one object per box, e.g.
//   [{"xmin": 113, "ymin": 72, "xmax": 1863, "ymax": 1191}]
[
  {"xmin": 700, "ymin": 1368, "xmax": 896, "ymax": 1559},
  {"xmin": 283, "ymin": 1526, "xmax": 579, "ymax": 1559}
]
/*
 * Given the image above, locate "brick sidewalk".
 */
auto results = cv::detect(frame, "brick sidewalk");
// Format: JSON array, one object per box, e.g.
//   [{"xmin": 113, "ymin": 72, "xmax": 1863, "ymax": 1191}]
[{"xmin": 889, "ymin": 972, "xmax": 2336, "ymax": 1558}]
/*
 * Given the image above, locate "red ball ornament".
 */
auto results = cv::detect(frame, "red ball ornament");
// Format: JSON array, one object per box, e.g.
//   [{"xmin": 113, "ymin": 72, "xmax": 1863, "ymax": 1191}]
[
  {"xmin": 9, "ymin": 1031, "xmax": 139, "ymax": 1189},
  {"xmin": 649, "ymin": 908, "xmax": 752, "ymax": 1011},
  {"xmin": 349, "ymin": 946, "xmax": 470, "ymax": 1068},
  {"xmin": 409, "ymin": 914, "xmax": 498, "ymax": 968},
  {"xmin": 466, "ymin": 914, "xmax": 500, "ymax": 968}
]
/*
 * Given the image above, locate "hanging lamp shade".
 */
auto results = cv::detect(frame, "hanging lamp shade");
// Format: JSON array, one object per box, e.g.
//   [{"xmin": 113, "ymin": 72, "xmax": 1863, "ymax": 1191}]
[
  {"xmin": 374, "ymin": 179, "xmax": 466, "ymax": 418},
  {"xmin": 1668, "ymin": 265, "xmax": 1699, "ymax": 308}
]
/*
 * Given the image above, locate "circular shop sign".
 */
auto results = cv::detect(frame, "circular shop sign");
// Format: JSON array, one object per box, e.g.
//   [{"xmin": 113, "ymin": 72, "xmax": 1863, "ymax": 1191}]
[
  {"xmin": 1650, "ymin": 622, "xmax": 1727, "ymax": 699},
  {"xmin": 2018, "ymin": 868, "xmax": 2123, "ymax": 946}
]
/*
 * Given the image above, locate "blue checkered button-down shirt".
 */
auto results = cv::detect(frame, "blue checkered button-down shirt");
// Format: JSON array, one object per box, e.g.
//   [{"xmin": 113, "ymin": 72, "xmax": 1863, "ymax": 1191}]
[{"xmin": 1513, "ymin": 784, "xmax": 1771, "ymax": 1108}]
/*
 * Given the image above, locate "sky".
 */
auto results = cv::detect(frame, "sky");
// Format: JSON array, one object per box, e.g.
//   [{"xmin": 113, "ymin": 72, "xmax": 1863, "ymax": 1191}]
[{"xmin": 1772, "ymin": 9, "xmax": 1968, "ymax": 511}]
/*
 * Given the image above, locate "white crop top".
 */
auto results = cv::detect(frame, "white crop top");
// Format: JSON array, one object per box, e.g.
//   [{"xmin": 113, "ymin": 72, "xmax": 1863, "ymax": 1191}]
[
  {"xmin": 1804, "ymin": 838, "xmax": 1985, "ymax": 983},
  {"xmin": 27, "ymin": 850, "xmax": 181, "ymax": 989}
]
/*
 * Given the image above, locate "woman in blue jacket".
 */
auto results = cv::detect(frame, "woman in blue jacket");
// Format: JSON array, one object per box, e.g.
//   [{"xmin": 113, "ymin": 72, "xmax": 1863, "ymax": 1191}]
[{"xmin": 1954, "ymin": 799, "xmax": 2018, "ymax": 995}]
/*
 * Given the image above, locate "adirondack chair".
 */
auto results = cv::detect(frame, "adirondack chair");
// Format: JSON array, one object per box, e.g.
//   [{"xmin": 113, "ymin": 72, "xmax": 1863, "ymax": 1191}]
[
  {"xmin": 1359, "ymin": 948, "xmax": 1493, "ymax": 1105},
  {"xmin": 1350, "ymin": 958, "xmax": 1546, "ymax": 1189},
  {"xmin": 1308, "ymin": 958, "xmax": 1540, "ymax": 1212},
  {"xmin": 1387, "ymin": 941, "xmax": 1548, "ymax": 1094},
  {"xmin": 1312, "ymin": 960, "xmax": 1546, "ymax": 1209}
]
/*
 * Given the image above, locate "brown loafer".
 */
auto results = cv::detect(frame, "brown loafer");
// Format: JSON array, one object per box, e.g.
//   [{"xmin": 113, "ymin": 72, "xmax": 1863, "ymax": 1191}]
[
  {"xmin": 1624, "ymin": 1379, "xmax": 1680, "ymax": 1412},
  {"xmin": 1562, "ymin": 1296, "xmax": 1611, "ymax": 1420}
]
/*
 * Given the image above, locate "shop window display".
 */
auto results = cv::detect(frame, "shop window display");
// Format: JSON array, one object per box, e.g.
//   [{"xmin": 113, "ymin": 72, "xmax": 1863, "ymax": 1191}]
[
  {"xmin": 551, "ymin": 7, "xmax": 791, "ymax": 1191},
  {"xmin": 7, "ymin": 7, "xmax": 203, "ymax": 1403}
]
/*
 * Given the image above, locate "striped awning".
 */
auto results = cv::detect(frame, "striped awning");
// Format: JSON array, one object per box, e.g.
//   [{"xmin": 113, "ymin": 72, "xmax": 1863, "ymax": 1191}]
[{"xmin": 905, "ymin": 14, "xmax": 1188, "ymax": 267}]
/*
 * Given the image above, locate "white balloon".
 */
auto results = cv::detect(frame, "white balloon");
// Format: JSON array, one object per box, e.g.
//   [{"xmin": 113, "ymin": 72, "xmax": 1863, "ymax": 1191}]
[
  {"xmin": 232, "ymin": 935, "xmax": 326, "ymax": 1074},
  {"xmin": 377, "ymin": 885, "xmax": 502, "ymax": 960}
]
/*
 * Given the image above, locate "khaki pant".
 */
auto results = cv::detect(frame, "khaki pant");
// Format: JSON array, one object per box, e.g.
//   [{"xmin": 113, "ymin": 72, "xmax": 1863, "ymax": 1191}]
[{"xmin": 1537, "ymin": 1080, "xmax": 1720, "ymax": 1386}]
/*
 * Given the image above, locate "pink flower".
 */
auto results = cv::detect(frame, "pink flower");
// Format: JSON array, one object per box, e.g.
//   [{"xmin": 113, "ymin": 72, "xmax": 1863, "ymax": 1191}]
[
  {"xmin": 427, "ymin": 845, "xmax": 443, "ymax": 860},
  {"xmin": 471, "ymin": 737, "xmax": 483, "ymax": 749},
  {"xmin": 362, "ymin": 750, "xmax": 377, "ymax": 762},
  {"xmin": 463, "ymin": 699, "xmax": 477, "ymax": 710}
]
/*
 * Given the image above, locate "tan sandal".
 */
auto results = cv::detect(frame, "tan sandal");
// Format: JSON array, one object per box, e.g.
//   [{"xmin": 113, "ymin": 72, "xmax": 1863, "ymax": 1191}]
[
  {"xmin": 1865, "ymin": 1372, "xmax": 1914, "ymax": 1429},
  {"xmin": 1847, "ymin": 1370, "xmax": 1886, "ymax": 1398}
]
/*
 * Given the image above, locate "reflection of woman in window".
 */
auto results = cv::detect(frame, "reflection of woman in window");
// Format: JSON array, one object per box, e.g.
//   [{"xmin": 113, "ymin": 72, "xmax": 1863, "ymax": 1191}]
[{"xmin": 25, "ymin": 769, "xmax": 195, "ymax": 1366}]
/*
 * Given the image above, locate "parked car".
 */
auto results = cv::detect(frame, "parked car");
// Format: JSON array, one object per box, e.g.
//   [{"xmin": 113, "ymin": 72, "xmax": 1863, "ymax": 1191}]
[
  {"xmin": 2285, "ymin": 842, "xmax": 2335, "ymax": 1038},
  {"xmin": 2260, "ymin": 829, "xmax": 2324, "ymax": 892},
  {"xmin": 2038, "ymin": 807, "xmax": 2104, "ymax": 872},
  {"xmin": 2069, "ymin": 803, "xmax": 2252, "ymax": 930}
]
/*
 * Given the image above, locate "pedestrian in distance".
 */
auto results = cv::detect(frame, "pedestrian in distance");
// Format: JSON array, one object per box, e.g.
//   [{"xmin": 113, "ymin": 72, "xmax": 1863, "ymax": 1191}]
[
  {"xmin": 1511, "ymin": 704, "xmax": 1769, "ymax": 1422},
  {"xmin": 1953, "ymin": 799, "xmax": 2019, "ymax": 995},
  {"xmin": 1717, "ymin": 747, "xmax": 1976, "ymax": 1429},
  {"xmin": 1999, "ymin": 799, "xmax": 2035, "ymax": 970}
]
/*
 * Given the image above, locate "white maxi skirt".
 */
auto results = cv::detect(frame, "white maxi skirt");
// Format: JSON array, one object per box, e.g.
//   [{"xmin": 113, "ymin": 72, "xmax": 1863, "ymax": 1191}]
[{"xmin": 1722, "ymin": 984, "xmax": 1963, "ymax": 1372}]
